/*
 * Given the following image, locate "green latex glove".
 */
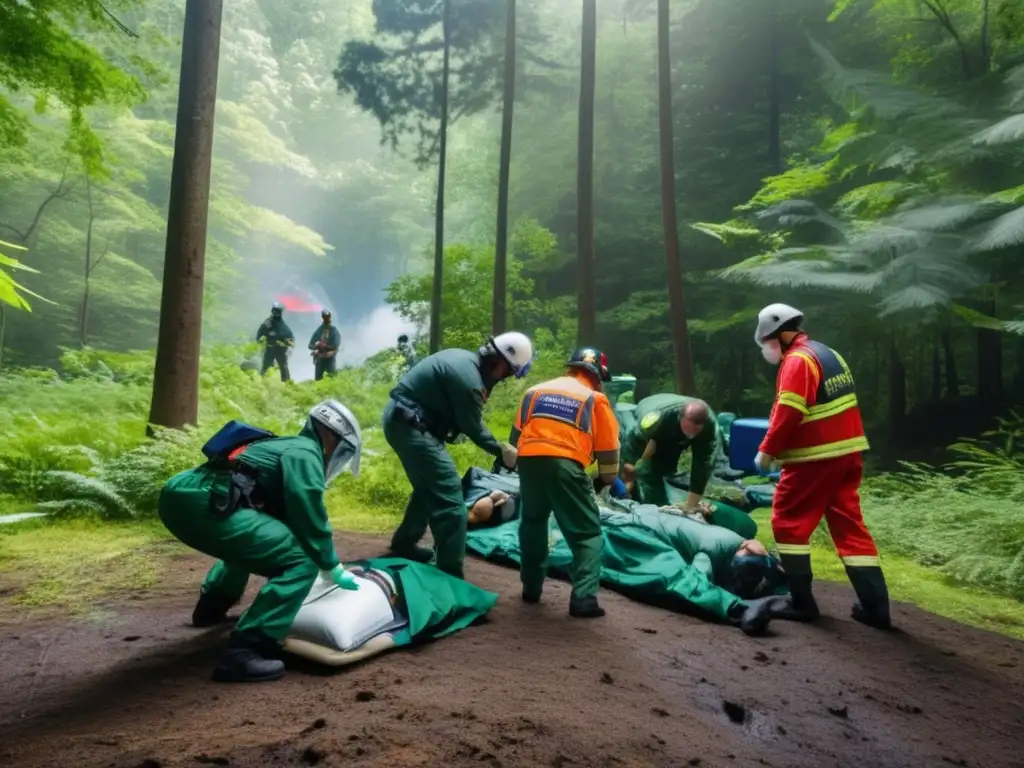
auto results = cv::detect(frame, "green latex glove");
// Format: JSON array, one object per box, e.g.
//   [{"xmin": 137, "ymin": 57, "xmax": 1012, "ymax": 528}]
[{"xmin": 328, "ymin": 564, "xmax": 360, "ymax": 591}]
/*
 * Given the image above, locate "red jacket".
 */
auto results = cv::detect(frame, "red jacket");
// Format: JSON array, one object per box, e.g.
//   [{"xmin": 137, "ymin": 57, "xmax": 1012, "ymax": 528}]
[{"xmin": 759, "ymin": 333, "xmax": 869, "ymax": 463}]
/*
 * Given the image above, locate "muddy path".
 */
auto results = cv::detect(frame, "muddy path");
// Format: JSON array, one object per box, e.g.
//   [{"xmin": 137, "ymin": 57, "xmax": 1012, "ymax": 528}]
[{"xmin": 0, "ymin": 532, "xmax": 1021, "ymax": 768}]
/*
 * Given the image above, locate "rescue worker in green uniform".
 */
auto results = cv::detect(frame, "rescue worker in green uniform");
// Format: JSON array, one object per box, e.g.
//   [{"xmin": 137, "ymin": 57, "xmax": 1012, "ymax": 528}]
[
  {"xmin": 383, "ymin": 332, "xmax": 534, "ymax": 578},
  {"xmin": 512, "ymin": 347, "xmax": 620, "ymax": 618},
  {"xmin": 396, "ymin": 334, "xmax": 418, "ymax": 373},
  {"xmin": 309, "ymin": 308, "xmax": 341, "ymax": 381},
  {"xmin": 619, "ymin": 394, "xmax": 718, "ymax": 509},
  {"xmin": 158, "ymin": 400, "xmax": 363, "ymax": 683},
  {"xmin": 256, "ymin": 302, "xmax": 295, "ymax": 382}
]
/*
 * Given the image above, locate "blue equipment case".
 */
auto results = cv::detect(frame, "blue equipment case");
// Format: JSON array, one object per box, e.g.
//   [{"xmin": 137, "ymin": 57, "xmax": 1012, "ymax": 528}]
[{"xmin": 729, "ymin": 417, "xmax": 770, "ymax": 473}]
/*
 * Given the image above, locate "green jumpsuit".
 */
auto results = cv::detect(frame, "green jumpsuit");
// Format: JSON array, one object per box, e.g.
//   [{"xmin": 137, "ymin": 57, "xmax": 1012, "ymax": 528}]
[
  {"xmin": 620, "ymin": 394, "xmax": 718, "ymax": 506},
  {"xmin": 309, "ymin": 323, "xmax": 341, "ymax": 381},
  {"xmin": 158, "ymin": 424, "xmax": 339, "ymax": 645},
  {"xmin": 256, "ymin": 316, "xmax": 295, "ymax": 382},
  {"xmin": 383, "ymin": 348, "xmax": 504, "ymax": 577}
]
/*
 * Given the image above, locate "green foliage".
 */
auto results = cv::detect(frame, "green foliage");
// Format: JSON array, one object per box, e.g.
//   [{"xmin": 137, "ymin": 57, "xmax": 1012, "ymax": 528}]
[{"xmin": 0, "ymin": 239, "xmax": 50, "ymax": 310}]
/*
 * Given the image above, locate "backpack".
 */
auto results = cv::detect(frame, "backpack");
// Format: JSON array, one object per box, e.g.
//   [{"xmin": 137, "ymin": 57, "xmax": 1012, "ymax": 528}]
[{"xmin": 201, "ymin": 420, "xmax": 277, "ymax": 464}]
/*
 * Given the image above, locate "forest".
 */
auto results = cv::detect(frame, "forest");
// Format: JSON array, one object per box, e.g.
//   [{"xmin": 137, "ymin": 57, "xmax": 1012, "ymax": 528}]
[{"xmin": 1, "ymin": 2, "xmax": 1024, "ymax": 765}]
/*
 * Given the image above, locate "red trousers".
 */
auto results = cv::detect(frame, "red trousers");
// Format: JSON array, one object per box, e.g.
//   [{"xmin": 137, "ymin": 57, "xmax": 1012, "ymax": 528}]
[{"xmin": 771, "ymin": 452, "xmax": 879, "ymax": 564}]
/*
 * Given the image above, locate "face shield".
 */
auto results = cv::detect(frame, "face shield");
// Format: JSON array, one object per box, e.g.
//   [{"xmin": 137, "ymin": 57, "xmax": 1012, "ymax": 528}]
[{"xmin": 308, "ymin": 400, "xmax": 363, "ymax": 485}]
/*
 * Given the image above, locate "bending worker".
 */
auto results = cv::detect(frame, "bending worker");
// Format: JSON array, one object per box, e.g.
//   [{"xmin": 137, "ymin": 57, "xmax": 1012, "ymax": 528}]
[
  {"xmin": 511, "ymin": 347, "xmax": 619, "ymax": 618},
  {"xmin": 619, "ymin": 393, "xmax": 718, "ymax": 509},
  {"xmin": 256, "ymin": 302, "xmax": 295, "ymax": 382},
  {"xmin": 753, "ymin": 303, "xmax": 891, "ymax": 629},
  {"xmin": 309, "ymin": 308, "xmax": 341, "ymax": 381},
  {"xmin": 158, "ymin": 400, "xmax": 364, "ymax": 683},
  {"xmin": 383, "ymin": 332, "xmax": 534, "ymax": 578}
]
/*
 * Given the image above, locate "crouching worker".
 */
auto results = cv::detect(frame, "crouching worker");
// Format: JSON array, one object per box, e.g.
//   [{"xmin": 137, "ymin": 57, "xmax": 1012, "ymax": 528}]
[
  {"xmin": 158, "ymin": 400, "xmax": 364, "ymax": 683},
  {"xmin": 513, "ymin": 347, "xmax": 619, "ymax": 618},
  {"xmin": 384, "ymin": 332, "xmax": 534, "ymax": 578}
]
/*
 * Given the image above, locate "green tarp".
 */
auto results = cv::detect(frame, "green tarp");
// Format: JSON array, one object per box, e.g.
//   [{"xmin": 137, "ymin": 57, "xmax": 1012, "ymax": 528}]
[
  {"xmin": 354, "ymin": 557, "xmax": 498, "ymax": 646},
  {"xmin": 466, "ymin": 501, "xmax": 751, "ymax": 622}
]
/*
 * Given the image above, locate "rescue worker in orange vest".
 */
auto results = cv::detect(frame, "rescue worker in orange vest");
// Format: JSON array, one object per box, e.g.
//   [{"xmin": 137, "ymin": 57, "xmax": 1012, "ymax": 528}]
[
  {"xmin": 510, "ymin": 347, "xmax": 620, "ymax": 618},
  {"xmin": 753, "ymin": 304, "xmax": 891, "ymax": 630}
]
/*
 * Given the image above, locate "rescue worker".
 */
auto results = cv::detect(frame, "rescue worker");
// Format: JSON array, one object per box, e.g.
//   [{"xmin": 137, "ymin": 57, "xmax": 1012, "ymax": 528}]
[
  {"xmin": 309, "ymin": 308, "xmax": 341, "ymax": 381},
  {"xmin": 619, "ymin": 394, "xmax": 719, "ymax": 509},
  {"xmin": 753, "ymin": 303, "xmax": 891, "ymax": 629},
  {"xmin": 511, "ymin": 347, "xmax": 620, "ymax": 618},
  {"xmin": 256, "ymin": 302, "xmax": 295, "ymax": 382},
  {"xmin": 383, "ymin": 332, "xmax": 534, "ymax": 577},
  {"xmin": 158, "ymin": 399, "xmax": 364, "ymax": 683},
  {"xmin": 396, "ymin": 333, "xmax": 418, "ymax": 372}
]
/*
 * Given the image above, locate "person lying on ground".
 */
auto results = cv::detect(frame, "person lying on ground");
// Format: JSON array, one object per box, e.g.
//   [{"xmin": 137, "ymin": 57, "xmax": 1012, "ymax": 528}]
[
  {"xmin": 383, "ymin": 331, "xmax": 534, "ymax": 578},
  {"xmin": 158, "ymin": 400, "xmax": 363, "ymax": 684},
  {"xmin": 619, "ymin": 394, "xmax": 719, "ymax": 510},
  {"xmin": 510, "ymin": 346, "xmax": 620, "ymax": 619},
  {"xmin": 467, "ymin": 490, "xmax": 514, "ymax": 526}
]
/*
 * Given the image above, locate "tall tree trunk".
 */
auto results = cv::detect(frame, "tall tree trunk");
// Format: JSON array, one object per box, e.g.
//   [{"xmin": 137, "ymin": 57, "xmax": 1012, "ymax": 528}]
[
  {"xmin": 147, "ymin": 0, "xmax": 223, "ymax": 432},
  {"xmin": 942, "ymin": 327, "xmax": 959, "ymax": 399},
  {"xmin": 888, "ymin": 341, "xmax": 906, "ymax": 434},
  {"xmin": 429, "ymin": 0, "xmax": 452, "ymax": 354},
  {"xmin": 976, "ymin": 297, "xmax": 1003, "ymax": 412},
  {"xmin": 767, "ymin": 0, "xmax": 781, "ymax": 174},
  {"xmin": 80, "ymin": 174, "xmax": 94, "ymax": 348},
  {"xmin": 576, "ymin": 0, "xmax": 597, "ymax": 344},
  {"xmin": 931, "ymin": 343, "xmax": 941, "ymax": 402},
  {"xmin": 492, "ymin": 0, "xmax": 516, "ymax": 336},
  {"xmin": 980, "ymin": 0, "xmax": 991, "ymax": 74},
  {"xmin": 656, "ymin": 0, "xmax": 696, "ymax": 394}
]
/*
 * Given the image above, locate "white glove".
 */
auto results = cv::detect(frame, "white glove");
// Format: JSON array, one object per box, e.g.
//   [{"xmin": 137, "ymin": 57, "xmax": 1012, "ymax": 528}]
[
  {"xmin": 754, "ymin": 451, "xmax": 776, "ymax": 474},
  {"xmin": 500, "ymin": 442, "xmax": 518, "ymax": 469}
]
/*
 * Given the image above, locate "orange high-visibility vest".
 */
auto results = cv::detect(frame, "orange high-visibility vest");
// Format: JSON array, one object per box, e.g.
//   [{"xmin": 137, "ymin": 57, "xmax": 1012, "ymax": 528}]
[{"xmin": 515, "ymin": 371, "xmax": 620, "ymax": 475}]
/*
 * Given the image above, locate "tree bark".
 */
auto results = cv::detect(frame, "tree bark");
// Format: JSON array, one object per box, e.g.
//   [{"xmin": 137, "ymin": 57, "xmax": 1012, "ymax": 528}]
[
  {"xmin": 492, "ymin": 0, "xmax": 516, "ymax": 336},
  {"xmin": 767, "ymin": 0, "xmax": 781, "ymax": 175},
  {"xmin": 429, "ymin": 0, "xmax": 452, "ymax": 354},
  {"xmin": 80, "ymin": 174, "xmax": 95, "ymax": 348},
  {"xmin": 980, "ymin": 0, "xmax": 991, "ymax": 75},
  {"xmin": 576, "ymin": 0, "xmax": 597, "ymax": 345},
  {"xmin": 657, "ymin": 0, "xmax": 696, "ymax": 394},
  {"xmin": 941, "ymin": 327, "xmax": 959, "ymax": 399},
  {"xmin": 976, "ymin": 297, "xmax": 1003, "ymax": 412},
  {"xmin": 147, "ymin": 0, "xmax": 223, "ymax": 431}
]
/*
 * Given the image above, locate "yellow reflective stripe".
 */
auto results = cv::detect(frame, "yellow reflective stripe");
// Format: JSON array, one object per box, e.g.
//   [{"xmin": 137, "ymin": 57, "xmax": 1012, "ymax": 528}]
[
  {"xmin": 779, "ymin": 436, "xmax": 869, "ymax": 462},
  {"xmin": 802, "ymin": 393, "xmax": 858, "ymax": 423},
  {"xmin": 776, "ymin": 543, "xmax": 812, "ymax": 555},
  {"xmin": 597, "ymin": 462, "xmax": 619, "ymax": 476},
  {"xmin": 787, "ymin": 351, "xmax": 821, "ymax": 386},
  {"xmin": 841, "ymin": 555, "xmax": 880, "ymax": 567},
  {"xmin": 777, "ymin": 391, "xmax": 809, "ymax": 414}
]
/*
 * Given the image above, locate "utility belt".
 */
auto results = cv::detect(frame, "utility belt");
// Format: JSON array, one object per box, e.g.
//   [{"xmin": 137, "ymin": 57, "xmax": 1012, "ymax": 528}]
[{"xmin": 389, "ymin": 391, "xmax": 453, "ymax": 442}]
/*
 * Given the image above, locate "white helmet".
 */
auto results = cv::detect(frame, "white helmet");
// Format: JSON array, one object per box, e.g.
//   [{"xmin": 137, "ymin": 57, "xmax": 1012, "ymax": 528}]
[
  {"xmin": 482, "ymin": 331, "xmax": 534, "ymax": 379},
  {"xmin": 754, "ymin": 303, "xmax": 803, "ymax": 345},
  {"xmin": 308, "ymin": 399, "xmax": 363, "ymax": 483}
]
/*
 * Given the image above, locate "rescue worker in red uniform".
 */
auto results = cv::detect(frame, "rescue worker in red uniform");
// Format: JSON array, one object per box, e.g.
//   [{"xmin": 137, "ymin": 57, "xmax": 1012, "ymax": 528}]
[
  {"xmin": 511, "ymin": 347, "xmax": 620, "ymax": 618},
  {"xmin": 753, "ymin": 303, "xmax": 891, "ymax": 630}
]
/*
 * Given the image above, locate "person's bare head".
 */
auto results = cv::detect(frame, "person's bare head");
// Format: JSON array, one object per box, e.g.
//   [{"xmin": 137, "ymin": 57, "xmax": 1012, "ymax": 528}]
[{"xmin": 680, "ymin": 400, "xmax": 710, "ymax": 439}]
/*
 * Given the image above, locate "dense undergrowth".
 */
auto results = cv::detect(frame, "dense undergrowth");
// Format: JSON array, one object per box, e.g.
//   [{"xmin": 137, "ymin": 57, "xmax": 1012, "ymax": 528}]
[{"xmin": 1, "ymin": 347, "xmax": 1023, "ymax": 605}]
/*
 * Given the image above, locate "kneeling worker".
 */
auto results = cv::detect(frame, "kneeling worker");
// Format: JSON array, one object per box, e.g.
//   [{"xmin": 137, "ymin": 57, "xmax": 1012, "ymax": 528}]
[
  {"xmin": 512, "ymin": 347, "xmax": 620, "ymax": 618},
  {"xmin": 158, "ymin": 400, "xmax": 364, "ymax": 683},
  {"xmin": 620, "ymin": 394, "xmax": 718, "ymax": 510},
  {"xmin": 384, "ymin": 332, "xmax": 533, "ymax": 577}
]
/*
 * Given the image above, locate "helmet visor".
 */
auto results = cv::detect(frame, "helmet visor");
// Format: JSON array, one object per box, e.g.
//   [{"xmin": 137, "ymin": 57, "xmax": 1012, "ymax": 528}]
[{"xmin": 325, "ymin": 435, "xmax": 362, "ymax": 484}]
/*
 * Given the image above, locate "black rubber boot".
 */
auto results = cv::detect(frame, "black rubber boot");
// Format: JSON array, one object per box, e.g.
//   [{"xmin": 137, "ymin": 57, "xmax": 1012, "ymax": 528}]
[
  {"xmin": 568, "ymin": 594, "xmax": 605, "ymax": 619},
  {"xmin": 212, "ymin": 634, "xmax": 285, "ymax": 683},
  {"xmin": 521, "ymin": 588, "xmax": 542, "ymax": 604},
  {"xmin": 846, "ymin": 565, "xmax": 892, "ymax": 630},
  {"xmin": 772, "ymin": 554, "xmax": 820, "ymax": 621},
  {"xmin": 729, "ymin": 597, "xmax": 775, "ymax": 636},
  {"xmin": 191, "ymin": 589, "xmax": 239, "ymax": 628},
  {"xmin": 389, "ymin": 539, "xmax": 434, "ymax": 564}
]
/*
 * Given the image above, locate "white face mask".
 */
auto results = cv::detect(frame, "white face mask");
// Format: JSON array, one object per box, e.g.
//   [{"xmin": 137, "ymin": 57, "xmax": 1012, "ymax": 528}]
[{"xmin": 760, "ymin": 340, "xmax": 783, "ymax": 365}]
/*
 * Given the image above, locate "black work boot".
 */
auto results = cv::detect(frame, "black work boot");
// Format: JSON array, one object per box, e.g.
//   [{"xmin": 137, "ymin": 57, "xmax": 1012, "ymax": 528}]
[
  {"xmin": 191, "ymin": 589, "xmax": 239, "ymax": 628},
  {"xmin": 846, "ymin": 565, "xmax": 892, "ymax": 630},
  {"xmin": 212, "ymin": 634, "xmax": 285, "ymax": 683},
  {"xmin": 772, "ymin": 554, "xmax": 820, "ymax": 621},
  {"xmin": 521, "ymin": 587, "xmax": 542, "ymax": 604},
  {"xmin": 729, "ymin": 597, "xmax": 775, "ymax": 636},
  {"xmin": 569, "ymin": 594, "xmax": 605, "ymax": 618},
  {"xmin": 389, "ymin": 538, "xmax": 434, "ymax": 563}
]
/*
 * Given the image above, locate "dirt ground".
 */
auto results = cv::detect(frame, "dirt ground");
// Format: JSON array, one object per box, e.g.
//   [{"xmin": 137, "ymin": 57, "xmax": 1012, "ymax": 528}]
[{"xmin": 1, "ymin": 533, "xmax": 1022, "ymax": 768}]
